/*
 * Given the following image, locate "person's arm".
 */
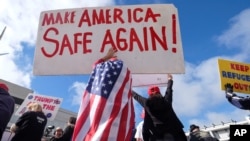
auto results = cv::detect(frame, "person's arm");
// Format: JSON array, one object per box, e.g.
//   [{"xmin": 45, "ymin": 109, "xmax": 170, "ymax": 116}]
[
  {"xmin": 228, "ymin": 95, "xmax": 247, "ymax": 109},
  {"xmin": 164, "ymin": 74, "xmax": 173, "ymax": 103},
  {"xmin": 93, "ymin": 48, "xmax": 117, "ymax": 67},
  {"xmin": 224, "ymin": 83, "xmax": 248, "ymax": 110},
  {"xmin": 238, "ymin": 97, "xmax": 250, "ymax": 110},
  {"xmin": 224, "ymin": 83, "xmax": 236, "ymax": 99},
  {"xmin": 132, "ymin": 90, "xmax": 147, "ymax": 107}
]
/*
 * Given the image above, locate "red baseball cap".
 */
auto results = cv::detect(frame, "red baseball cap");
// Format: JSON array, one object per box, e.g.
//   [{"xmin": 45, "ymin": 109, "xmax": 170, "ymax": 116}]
[
  {"xmin": 0, "ymin": 83, "xmax": 9, "ymax": 92},
  {"xmin": 148, "ymin": 85, "xmax": 160, "ymax": 95}
]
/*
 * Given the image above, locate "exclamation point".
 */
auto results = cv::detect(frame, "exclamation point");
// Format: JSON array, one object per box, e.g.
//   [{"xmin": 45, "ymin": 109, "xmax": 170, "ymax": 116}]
[{"xmin": 172, "ymin": 14, "xmax": 177, "ymax": 53}]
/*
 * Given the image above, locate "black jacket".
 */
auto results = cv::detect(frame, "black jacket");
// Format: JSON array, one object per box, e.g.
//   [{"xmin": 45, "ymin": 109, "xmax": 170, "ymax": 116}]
[
  {"xmin": 226, "ymin": 92, "xmax": 250, "ymax": 110},
  {"xmin": 61, "ymin": 125, "xmax": 75, "ymax": 141},
  {"xmin": 0, "ymin": 88, "xmax": 15, "ymax": 140},
  {"xmin": 225, "ymin": 83, "xmax": 250, "ymax": 110},
  {"xmin": 11, "ymin": 111, "xmax": 47, "ymax": 141},
  {"xmin": 132, "ymin": 79, "xmax": 186, "ymax": 141}
]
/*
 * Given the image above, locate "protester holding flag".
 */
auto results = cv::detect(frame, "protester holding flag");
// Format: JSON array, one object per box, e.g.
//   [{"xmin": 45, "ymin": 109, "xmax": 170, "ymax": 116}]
[
  {"xmin": 225, "ymin": 83, "xmax": 250, "ymax": 110},
  {"xmin": 72, "ymin": 48, "xmax": 135, "ymax": 141},
  {"xmin": 132, "ymin": 74, "xmax": 187, "ymax": 141},
  {"xmin": 0, "ymin": 83, "xmax": 15, "ymax": 141}
]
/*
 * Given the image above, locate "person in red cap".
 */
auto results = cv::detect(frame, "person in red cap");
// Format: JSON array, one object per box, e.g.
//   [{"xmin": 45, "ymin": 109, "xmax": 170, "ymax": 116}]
[
  {"xmin": 0, "ymin": 83, "xmax": 15, "ymax": 140},
  {"xmin": 132, "ymin": 74, "xmax": 187, "ymax": 141}
]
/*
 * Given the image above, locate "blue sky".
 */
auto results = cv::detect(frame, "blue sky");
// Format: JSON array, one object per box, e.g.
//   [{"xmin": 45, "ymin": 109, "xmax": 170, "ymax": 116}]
[{"xmin": 0, "ymin": 0, "xmax": 250, "ymax": 132}]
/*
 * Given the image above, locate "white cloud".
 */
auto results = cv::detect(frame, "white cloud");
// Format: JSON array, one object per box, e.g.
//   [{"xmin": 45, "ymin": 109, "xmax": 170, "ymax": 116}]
[
  {"xmin": 217, "ymin": 9, "xmax": 250, "ymax": 58},
  {"xmin": 70, "ymin": 81, "xmax": 87, "ymax": 106},
  {"xmin": 178, "ymin": 8, "xmax": 250, "ymax": 126},
  {"xmin": 164, "ymin": 58, "xmax": 223, "ymax": 116},
  {"xmin": 189, "ymin": 110, "xmax": 248, "ymax": 128},
  {"xmin": 0, "ymin": 0, "xmax": 114, "ymax": 87}
]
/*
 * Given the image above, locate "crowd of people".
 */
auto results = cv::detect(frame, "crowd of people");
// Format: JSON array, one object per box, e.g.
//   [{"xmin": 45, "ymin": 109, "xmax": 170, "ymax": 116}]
[
  {"xmin": 6, "ymin": 101, "xmax": 76, "ymax": 141},
  {"xmin": 2, "ymin": 48, "xmax": 247, "ymax": 141},
  {"xmin": 0, "ymin": 82, "xmax": 76, "ymax": 141}
]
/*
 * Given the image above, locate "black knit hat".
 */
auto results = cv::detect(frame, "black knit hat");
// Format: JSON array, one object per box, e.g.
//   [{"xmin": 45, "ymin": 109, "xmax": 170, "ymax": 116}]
[{"xmin": 190, "ymin": 124, "xmax": 199, "ymax": 132}]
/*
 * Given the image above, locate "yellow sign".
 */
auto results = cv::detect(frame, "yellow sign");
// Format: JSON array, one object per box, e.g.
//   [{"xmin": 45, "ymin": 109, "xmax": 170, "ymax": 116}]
[{"xmin": 218, "ymin": 58, "xmax": 250, "ymax": 94}]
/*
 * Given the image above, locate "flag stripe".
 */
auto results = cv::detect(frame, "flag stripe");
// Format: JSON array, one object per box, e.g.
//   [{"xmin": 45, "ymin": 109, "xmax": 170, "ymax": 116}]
[
  {"xmin": 106, "ymin": 68, "xmax": 133, "ymax": 140},
  {"xmin": 73, "ymin": 91, "xmax": 92, "ymax": 140},
  {"xmin": 126, "ymin": 97, "xmax": 135, "ymax": 141},
  {"xmin": 73, "ymin": 60, "xmax": 135, "ymax": 141},
  {"xmin": 100, "ymin": 68, "xmax": 130, "ymax": 141},
  {"xmin": 84, "ymin": 95, "xmax": 107, "ymax": 141},
  {"xmin": 117, "ymin": 102, "xmax": 129, "ymax": 139}
]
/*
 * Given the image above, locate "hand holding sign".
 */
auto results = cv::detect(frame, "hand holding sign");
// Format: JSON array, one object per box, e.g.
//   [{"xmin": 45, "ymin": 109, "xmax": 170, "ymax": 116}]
[{"xmin": 102, "ymin": 48, "xmax": 117, "ymax": 61}]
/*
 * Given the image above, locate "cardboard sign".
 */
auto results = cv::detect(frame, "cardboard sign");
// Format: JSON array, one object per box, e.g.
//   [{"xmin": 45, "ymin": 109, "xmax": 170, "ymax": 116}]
[
  {"xmin": 218, "ymin": 58, "xmax": 250, "ymax": 94},
  {"xmin": 15, "ymin": 93, "xmax": 63, "ymax": 120},
  {"xmin": 132, "ymin": 74, "xmax": 169, "ymax": 87},
  {"xmin": 34, "ymin": 4, "xmax": 185, "ymax": 75}
]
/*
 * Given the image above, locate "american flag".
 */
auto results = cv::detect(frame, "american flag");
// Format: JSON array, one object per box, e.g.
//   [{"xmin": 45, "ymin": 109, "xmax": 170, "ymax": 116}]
[{"xmin": 73, "ymin": 59, "xmax": 135, "ymax": 141}]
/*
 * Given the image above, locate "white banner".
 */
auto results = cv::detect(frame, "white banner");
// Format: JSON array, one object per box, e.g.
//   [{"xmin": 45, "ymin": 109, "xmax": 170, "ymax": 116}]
[
  {"xmin": 15, "ymin": 93, "xmax": 63, "ymax": 121},
  {"xmin": 34, "ymin": 4, "xmax": 185, "ymax": 75}
]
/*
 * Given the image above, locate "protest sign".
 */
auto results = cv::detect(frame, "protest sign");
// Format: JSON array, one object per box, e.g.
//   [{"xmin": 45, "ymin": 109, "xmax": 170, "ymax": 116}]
[
  {"xmin": 34, "ymin": 4, "xmax": 185, "ymax": 75},
  {"xmin": 15, "ymin": 93, "xmax": 63, "ymax": 120},
  {"xmin": 218, "ymin": 58, "xmax": 250, "ymax": 94}
]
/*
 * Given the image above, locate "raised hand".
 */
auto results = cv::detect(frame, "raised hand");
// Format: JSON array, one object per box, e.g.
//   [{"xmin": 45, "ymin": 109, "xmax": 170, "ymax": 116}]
[
  {"xmin": 102, "ymin": 48, "xmax": 117, "ymax": 61},
  {"xmin": 225, "ymin": 83, "xmax": 233, "ymax": 93}
]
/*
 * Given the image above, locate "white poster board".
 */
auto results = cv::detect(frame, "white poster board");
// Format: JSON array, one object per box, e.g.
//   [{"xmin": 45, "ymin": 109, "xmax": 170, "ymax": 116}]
[
  {"xmin": 15, "ymin": 93, "xmax": 63, "ymax": 121},
  {"xmin": 132, "ymin": 74, "xmax": 169, "ymax": 87},
  {"xmin": 34, "ymin": 4, "xmax": 185, "ymax": 75}
]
